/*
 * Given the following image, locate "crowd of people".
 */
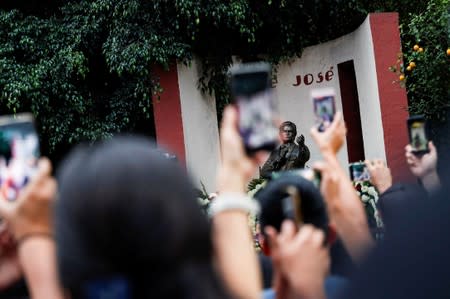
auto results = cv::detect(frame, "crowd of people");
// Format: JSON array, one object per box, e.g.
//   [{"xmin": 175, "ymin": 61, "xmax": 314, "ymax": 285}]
[{"xmin": 0, "ymin": 104, "xmax": 447, "ymax": 299}]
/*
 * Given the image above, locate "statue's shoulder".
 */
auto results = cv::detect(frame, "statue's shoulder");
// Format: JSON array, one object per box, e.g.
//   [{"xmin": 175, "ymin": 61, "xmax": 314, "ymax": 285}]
[{"xmin": 290, "ymin": 143, "xmax": 300, "ymax": 152}]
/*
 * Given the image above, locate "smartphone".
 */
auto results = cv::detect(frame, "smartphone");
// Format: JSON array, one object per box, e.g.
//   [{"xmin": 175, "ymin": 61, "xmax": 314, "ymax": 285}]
[
  {"xmin": 230, "ymin": 62, "xmax": 279, "ymax": 154},
  {"xmin": 311, "ymin": 88, "xmax": 336, "ymax": 132},
  {"xmin": 0, "ymin": 113, "xmax": 40, "ymax": 201},
  {"xmin": 349, "ymin": 162, "xmax": 370, "ymax": 182},
  {"xmin": 407, "ymin": 115, "xmax": 430, "ymax": 154},
  {"xmin": 282, "ymin": 186, "xmax": 303, "ymax": 227}
]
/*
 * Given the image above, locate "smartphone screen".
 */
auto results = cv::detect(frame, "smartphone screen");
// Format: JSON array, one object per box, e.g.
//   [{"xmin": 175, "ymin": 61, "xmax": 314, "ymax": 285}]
[
  {"xmin": 0, "ymin": 113, "xmax": 40, "ymax": 201},
  {"xmin": 230, "ymin": 63, "xmax": 279, "ymax": 154},
  {"xmin": 349, "ymin": 162, "xmax": 370, "ymax": 182},
  {"xmin": 407, "ymin": 115, "xmax": 429, "ymax": 154},
  {"xmin": 312, "ymin": 88, "xmax": 336, "ymax": 132}
]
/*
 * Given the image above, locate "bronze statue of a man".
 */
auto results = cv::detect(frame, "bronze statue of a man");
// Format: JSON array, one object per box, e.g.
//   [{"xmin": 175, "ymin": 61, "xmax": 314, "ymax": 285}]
[{"xmin": 260, "ymin": 121, "xmax": 310, "ymax": 179}]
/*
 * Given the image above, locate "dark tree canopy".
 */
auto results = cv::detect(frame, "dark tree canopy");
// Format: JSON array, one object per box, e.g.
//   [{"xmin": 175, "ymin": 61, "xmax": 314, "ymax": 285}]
[{"xmin": 0, "ymin": 0, "xmax": 447, "ymax": 162}]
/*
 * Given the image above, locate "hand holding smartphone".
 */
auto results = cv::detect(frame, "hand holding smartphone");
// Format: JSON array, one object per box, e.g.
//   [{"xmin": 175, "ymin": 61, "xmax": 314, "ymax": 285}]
[
  {"xmin": 0, "ymin": 113, "xmax": 40, "ymax": 201},
  {"xmin": 230, "ymin": 62, "xmax": 279, "ymax": 154},
  {"xmin": 282, "ymin": 186, "xmax": 303, "ymax": 227},
  {"xmin": 407, "ymin": 115, "xmax": 430, "ymax": 155},
  {"xmin": 349, "ymin": 162, "xmax": 370, "ymax": 182},
  {"xmin": 312, "ymin": 88, "xmax": 336, "ymax": 132}
]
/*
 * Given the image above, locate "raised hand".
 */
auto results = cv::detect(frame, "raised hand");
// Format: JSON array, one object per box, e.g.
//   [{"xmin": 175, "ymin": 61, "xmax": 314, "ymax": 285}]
[
  {"xmin": 0, "ymin": 158, "xmax": 56, "ymax": 241},
  {"xmin": 313, "ymin": 160, "xmax": 374, "ymax": 263},
  {"xmin": 217, "ymin": 106, "xmax": 267, "ymax": 193},
  {"xmin": 365, "ymin": 159, "xmax": 392, "ymax": 194},
  {"xmin": 0, "ymin": 225, "xmax": 21, "ymax": 290},
  {"xmin": 310, "ymin": 111, "xmax": 346, "ymax": 156},
  {"xmin": 266, "ymin": 221, "xmax": 329, "ymax": 299}
]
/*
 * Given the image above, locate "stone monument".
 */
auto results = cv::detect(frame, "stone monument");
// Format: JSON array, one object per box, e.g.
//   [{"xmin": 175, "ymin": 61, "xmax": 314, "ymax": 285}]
[{"xmin": 260, "ymin": 121, "xmax": 310, "ymax": 179}]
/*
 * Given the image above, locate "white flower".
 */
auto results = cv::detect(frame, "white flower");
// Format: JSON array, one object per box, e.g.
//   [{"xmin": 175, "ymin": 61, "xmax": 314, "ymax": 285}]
[
  {"xmin": 248, "ymin": 214, "xmax": 256, "ymax": 228},
  {"xmin": 248, "ymin": 189, "xmax": 257, "ymax": 198},
  {"xmin": 361, "ymin": 185, "xmax": 369, "ymax": 193},
  {"xmin": 373, "ymin": 194, "xmax": 379, "ymax": 203},
  {"xmin": 368, "ymin": 187, "xmax": 378, "ymax": 196},
  {"xmin": 197, "ymin": 197, "xmax": 210, "ymax": 206},
  {"xmin": 247, "ymin": 181, "xmax": 267, "ymax": 198},
  {"xmin": 356, "ymin": 191, "xmax": 361, "ymax": 197},
  {"xmin": 374, "ymin": 211, "xmax": 384, "ymax": 227},
  {"xmin": 361, "ymin": 194, "xmax": 370, "ymax": 203}
]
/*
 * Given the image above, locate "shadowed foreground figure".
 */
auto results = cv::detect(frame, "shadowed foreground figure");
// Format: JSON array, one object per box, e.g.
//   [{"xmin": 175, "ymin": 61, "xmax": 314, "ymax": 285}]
[
  {"xmin": 56, "ymin": 137, "xmax": 232, "ymax": 299},
  {"xmin": 260, "ymin": 121, "xmax": 310, "ymax": 179}
]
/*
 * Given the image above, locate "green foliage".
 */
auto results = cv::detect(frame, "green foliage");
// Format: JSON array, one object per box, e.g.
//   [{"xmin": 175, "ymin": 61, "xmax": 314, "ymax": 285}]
[
  {"xmin": 400, "ymin": 0, "xmax": 450, "ymax": 121},
  {"xmin": 0, "ymin": 0, "xmax": 447, "ymax": 159},
  {"xmin": 0, "ymin": 1, "xmax": 181, "ymax": 156}
]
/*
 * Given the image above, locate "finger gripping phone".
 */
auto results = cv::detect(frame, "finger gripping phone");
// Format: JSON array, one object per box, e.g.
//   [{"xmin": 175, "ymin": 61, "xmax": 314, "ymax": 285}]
[
  {"xmin": 407, "ymin": 115, "xmax": 430, "ymax": 154},
  {"xmin": 0, "ymin": 113, "xmax": 40, "ymax": 201},
  {"xmin": 230, "ymin": 62, "xmax": 279, "ymax": 154},
  {"xmin": 282, "ymin": 186, "xmax": 303, "ymax": 227}
]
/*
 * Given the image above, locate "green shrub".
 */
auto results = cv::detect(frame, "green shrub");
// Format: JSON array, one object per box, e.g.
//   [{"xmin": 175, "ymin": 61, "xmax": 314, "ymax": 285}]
[
  {"xmin": 395, "ymin": 0, "xmax": 449, "ymax": 121},
  {"xmin": 0, "ymin": 1, "xmax": 447, "ymax": 160}
]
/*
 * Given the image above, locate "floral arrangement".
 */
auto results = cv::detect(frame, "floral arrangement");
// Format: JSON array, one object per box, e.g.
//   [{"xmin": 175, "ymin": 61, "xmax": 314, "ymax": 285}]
[
  {"xmin": 195, "ymin": 182, "xmax": 211, "ymax": 216},
  {"xmin": 247, "ymin": 178, "xmax": 268, "ymax": 251},
  {"xmin": 197, "ymin": 196, "xmax": 211, "ymax": 216},
  {"xmin": 196, "ymin": 179, "xmax": 266, "ymax": 250},
  {"xmin": 354, "ymin": 180, "xmax": 384, "ymax": 239},
  {"xmin": 200, "ymin": 176, "xmax": 385, "ymax": 243}
]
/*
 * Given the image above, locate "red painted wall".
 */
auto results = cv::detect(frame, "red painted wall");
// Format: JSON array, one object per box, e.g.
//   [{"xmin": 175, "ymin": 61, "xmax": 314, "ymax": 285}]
[
  {"xmin": 370, "ymin": 13, "xmax": 413, "ymax": 182},
  {"xmin": 152, "ymin": 65, "xmax": 186, "ymax": 166}
]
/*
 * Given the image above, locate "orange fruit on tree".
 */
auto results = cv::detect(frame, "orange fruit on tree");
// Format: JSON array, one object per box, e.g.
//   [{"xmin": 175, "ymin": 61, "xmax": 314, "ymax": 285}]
[
  {"xmin": 406, "ymin": 66, "xmax": 412, "ymax": 71},
  {"xmin": 409, "ymin": 62, "xmax": 416, "ymax": 68},
  {"xmin": 399, "ymin": 75, "xmax": 405, "ymax": 81},
  {"xmin": 413, "ymin": 45, "xmax": 419, "ymax": 51},
  {"xmin": 447, "ymin": 48, "xmax": 450, "ymax": 56},
  {"xmin": 418, "ymin": 47, "xmax": 424, "ymax": 53}
]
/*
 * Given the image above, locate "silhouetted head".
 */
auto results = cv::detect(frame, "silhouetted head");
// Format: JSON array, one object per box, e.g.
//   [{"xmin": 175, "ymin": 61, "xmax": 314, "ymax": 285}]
[{"xmin": 55, "ymin": 136, "xmax": 228, "ymax": 298}]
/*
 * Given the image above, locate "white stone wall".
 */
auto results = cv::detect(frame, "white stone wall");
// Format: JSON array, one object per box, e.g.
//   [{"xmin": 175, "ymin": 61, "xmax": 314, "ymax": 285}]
[
  {"xmin": 274, "ymin": 15, "xmax": 386, "ymax": 169},
  {"xmin": 177, "ymin": 15, "xmax": 387, "ymax": 191},
  {"xmin": 177, "ymin": 61, "xmax": 221, "ymax": 192}
]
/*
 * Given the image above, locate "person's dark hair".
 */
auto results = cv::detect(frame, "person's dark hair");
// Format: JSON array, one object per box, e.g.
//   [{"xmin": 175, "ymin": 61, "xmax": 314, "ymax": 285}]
[
  {"xmin": 55, "ymin": 136, "xmax": 230, "ymax": 299},
  {"xmin": 280, "ymin": 121, "xmax": 297, "ymax": 137}
]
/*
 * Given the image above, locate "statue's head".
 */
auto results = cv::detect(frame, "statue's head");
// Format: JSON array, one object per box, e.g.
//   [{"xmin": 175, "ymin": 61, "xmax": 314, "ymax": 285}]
[{"xmin": 279, "ymin": 121, "xmax": 297, "ymax": 143}]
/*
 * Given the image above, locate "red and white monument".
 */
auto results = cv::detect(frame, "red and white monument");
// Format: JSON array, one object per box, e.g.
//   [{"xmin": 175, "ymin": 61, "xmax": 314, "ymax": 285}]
[{"xmin": 152, "ymin": 13, "xmax": 411, "ymax": 191}]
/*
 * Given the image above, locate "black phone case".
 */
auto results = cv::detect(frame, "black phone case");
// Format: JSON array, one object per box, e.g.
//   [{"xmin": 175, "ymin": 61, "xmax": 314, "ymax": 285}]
[{"xmin": 407, "ymin": 115, "xmax": 430, "ymax": 154}]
